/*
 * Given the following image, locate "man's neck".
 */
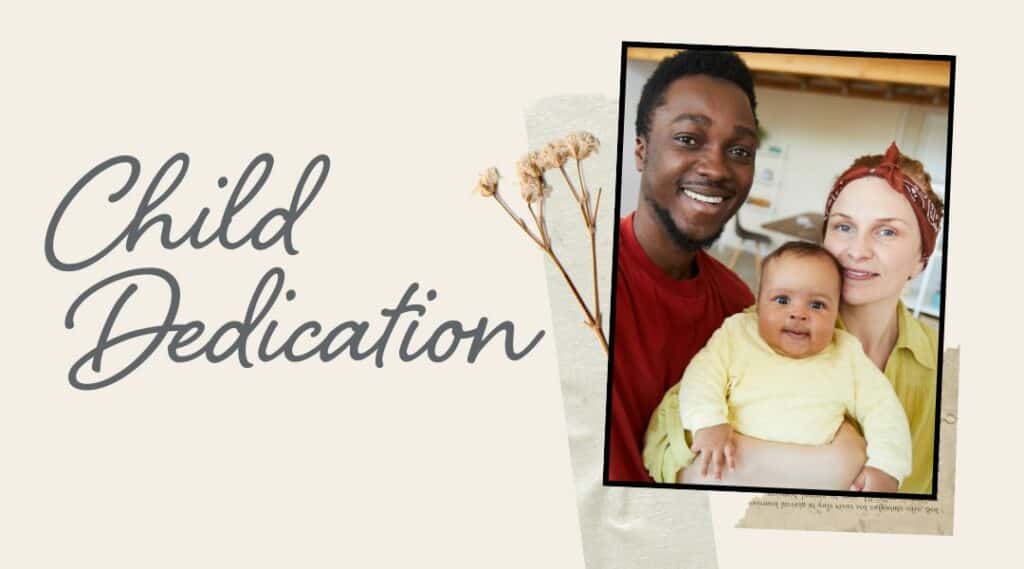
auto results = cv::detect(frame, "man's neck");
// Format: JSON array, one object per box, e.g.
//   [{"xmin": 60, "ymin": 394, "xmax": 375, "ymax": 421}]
[{"xmin": 633, "ymin": 207, "xmax": 699, "ymax": 280}]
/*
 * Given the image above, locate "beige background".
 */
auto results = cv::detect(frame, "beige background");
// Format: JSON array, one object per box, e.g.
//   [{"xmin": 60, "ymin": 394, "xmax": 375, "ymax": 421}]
[{"xmin": 2, "ymin": 1, "xmax": 1020, "ymax": 568}]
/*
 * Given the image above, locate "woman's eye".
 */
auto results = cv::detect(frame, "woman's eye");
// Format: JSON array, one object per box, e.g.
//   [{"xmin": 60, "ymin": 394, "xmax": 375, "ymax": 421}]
[
  {"xmin": 773, "ymin": 296, "xmax": 790, "ymax": 305},
  {"xmin": 832, "ymin": 223, "xmax": 852, "ymax": 233},
  {"xmin": 810, "ymin": 301, "xmax": 826, "ymax": 311},
  {"xmin": 877, "ymin": 227, "xmax": 897, "ymax": 238},
  {"xmin": 674, "ymin": 134, "xmax": 697, "ymax": 146}
]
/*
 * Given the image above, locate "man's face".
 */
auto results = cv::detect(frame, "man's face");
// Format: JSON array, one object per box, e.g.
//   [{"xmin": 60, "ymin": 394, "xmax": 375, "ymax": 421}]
[
  {"xmin": 635, "ymin": 75, "xmax": 758, "ymax": 250},
  {"xmin": 757, "ymin": 253, "xmax": 841, "ymax": 359}
]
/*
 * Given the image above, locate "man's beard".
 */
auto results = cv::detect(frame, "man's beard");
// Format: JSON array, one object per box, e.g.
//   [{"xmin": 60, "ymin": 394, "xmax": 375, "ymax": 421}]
[{"xmin": 646, "ymin": 194, "xmax": 725, "ymax": 252}]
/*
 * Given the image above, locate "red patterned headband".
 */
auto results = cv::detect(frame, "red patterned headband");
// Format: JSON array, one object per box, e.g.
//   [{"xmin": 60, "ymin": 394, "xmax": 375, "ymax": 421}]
[{"xmin": 824, "ymin": 142, "xmax": 942, "ymax": 260}]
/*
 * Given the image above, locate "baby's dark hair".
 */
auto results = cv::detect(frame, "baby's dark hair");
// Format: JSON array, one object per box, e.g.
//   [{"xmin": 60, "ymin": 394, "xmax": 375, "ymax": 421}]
[
  {"xmin": 759, "ymin": 241, "xmax": 844, "ymax": 297},
  {"xmin": 635, "ymin": 49, "xmax": 758, "ymax": 139}
]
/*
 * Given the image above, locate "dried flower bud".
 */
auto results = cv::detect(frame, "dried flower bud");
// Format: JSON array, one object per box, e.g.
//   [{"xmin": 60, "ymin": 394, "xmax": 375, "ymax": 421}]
[
  {"xmin": 474, "ymin": 167, "xmax": 500, "ymax": 197},
  {"xmin": 519, "ymin": 175, "xmax": 551, "ymax": 204},
  {"xmin": 536, "ymin": 139, "xmax": 571, "ymax": 170},
  {"xmin": 515, "ymin": 151, "xmax": 549, "ymax": 203},
  {"xmin": 565, "ymin": 131, "xmax": 600, "ymax": 160},
  {"xmin": 516, "ymin": 151, "xmax": 543, "ymax": 181}
]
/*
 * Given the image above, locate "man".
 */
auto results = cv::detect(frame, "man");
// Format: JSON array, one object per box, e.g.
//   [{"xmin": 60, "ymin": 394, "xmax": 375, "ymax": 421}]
[{"xmin": 608, "ymin": 50, "xmax": 760, "ymax": 482}]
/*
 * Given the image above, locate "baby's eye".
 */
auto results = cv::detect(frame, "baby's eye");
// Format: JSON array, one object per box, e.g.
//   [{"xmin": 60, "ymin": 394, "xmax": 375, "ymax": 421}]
[
  {"xmin": 810, "ymin": 301, "xmax": 826, "ymax": 311},
  {"xmin": 772, "ymin": 295, "xmax": 790, "ymax": 305}
]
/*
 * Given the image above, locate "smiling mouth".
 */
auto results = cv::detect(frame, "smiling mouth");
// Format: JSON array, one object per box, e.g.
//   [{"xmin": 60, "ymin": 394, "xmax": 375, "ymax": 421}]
[
  {"xmin": 681, "ymin": 186, "xmax": 730, "ymax": 205},
  {"xmin": 843, "ymin": 268, "xmax": 879, "ymax": 280}
]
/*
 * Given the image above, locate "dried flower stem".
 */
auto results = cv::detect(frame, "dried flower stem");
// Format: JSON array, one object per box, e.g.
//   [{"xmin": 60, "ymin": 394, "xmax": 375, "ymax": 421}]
[
  {"xmin": 544, "ymin": 243, "xmax": 609, "ymax": 353},
  {"xmin": 587, "ymin": 222, "xmax": 601, "ymax": 333},
  {"xmin": 557, "ymin": 165, "xmax": 583, "ymax": 204},
  {"xmin": 545, "ymin": 155, "xmax": 607, "ymax": 352},
  {"xmin": 492, "ymin": 193, "xmax": 544, "ymax": 249},
  {"xmin": 488, "ymin": 189, "xmax": 607, "ymax": 352},
  {"xmin": 476, "ymin": 132, "xmax": 607, "ymax": 354},
  {"xmin": 557, "ymin": 160, "xmax": 604, "ymax": 346},
  {"xmin": 529, "ymin": 199, "xmax": 552, "ymax": 248},
  {"xmin": 578, "ymin": 160, "xmax": 601, "ymax": 332},
  {"xmin": 577, "ymin": 161, "xmax": 594, "ymax": 222}
]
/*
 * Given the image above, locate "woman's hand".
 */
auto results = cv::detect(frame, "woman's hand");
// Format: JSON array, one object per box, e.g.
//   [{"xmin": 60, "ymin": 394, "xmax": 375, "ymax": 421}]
[{"xmin": 850, "ymin": 466, "xmax": 899, "ymax": 492}]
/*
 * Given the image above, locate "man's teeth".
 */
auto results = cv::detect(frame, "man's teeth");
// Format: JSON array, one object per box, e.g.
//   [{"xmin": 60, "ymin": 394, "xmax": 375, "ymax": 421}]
[{"xmin": 682, "ymin": 189, "xmax": 724, "ymax": 204}]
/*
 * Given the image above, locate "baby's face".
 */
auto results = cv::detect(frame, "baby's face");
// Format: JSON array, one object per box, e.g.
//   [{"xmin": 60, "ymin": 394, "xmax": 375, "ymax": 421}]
[{"xmin": 757, "ymin": 253, "xmax": 841, "ymax": 358}]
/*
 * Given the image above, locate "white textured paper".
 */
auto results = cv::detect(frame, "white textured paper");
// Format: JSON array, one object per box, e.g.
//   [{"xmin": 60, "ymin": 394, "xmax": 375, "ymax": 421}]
[{"xmin": 525, "ymin": 95, "xmax": 719, "ymax": 569}]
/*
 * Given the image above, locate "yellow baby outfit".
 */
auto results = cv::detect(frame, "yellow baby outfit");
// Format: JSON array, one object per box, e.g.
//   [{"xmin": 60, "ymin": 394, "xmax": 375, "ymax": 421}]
[{"xmin": 673, "ymin": 311, "xmax": 912, "ymax": 484}]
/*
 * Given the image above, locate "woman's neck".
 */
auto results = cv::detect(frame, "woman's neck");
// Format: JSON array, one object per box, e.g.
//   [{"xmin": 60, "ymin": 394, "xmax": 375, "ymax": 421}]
[{"xmin": 841, "ymin": 297, "xmax": 901, "ymax": 371}]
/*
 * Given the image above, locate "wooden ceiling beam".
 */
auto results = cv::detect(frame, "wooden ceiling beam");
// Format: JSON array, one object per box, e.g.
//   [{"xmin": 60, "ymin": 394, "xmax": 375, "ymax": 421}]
[
  {"xmin": 753, "ymin": 79, "xmax": 949, "ymax": 107},
  {"xmin": 627, "ymin": 47, "xmax": 951, "ymax": 88}
]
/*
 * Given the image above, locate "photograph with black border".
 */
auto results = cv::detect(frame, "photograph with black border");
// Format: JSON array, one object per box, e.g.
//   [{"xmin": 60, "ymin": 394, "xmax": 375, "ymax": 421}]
[{"xmin": 603, "ymin": 42, "xmax": 953, "ymax": 500}]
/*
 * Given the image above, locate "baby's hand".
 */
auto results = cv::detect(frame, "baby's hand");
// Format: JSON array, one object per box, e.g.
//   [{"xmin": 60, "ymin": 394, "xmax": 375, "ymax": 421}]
[
  {"xmin": 691, "ymin": 423, "xmax": 737, "ymax": 480},
  {"xmin": 849, "ymin": 466, "xmax": 899, "ymax": 492}
]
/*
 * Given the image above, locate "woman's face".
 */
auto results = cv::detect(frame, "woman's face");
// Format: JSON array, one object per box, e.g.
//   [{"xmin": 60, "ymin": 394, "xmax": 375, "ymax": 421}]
[{"xmin": 823, "ymin": 176, "xmax": 926, "ymax": 308}]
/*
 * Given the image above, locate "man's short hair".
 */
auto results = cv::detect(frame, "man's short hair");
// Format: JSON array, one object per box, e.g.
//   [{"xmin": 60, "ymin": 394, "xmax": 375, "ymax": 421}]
[
  {"xmin": 759, "ymin": 240, "xmax": 844, "ymax": 297},
  {"xmin": 635, "ymin": 50, "xmax": 758, "ymax": 139}
]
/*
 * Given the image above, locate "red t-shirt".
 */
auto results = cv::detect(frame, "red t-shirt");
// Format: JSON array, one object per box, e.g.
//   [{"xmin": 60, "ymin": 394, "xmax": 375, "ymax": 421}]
[{"xmin": 608, "ymin": 213, "xmax": 755, "ymax": 482}]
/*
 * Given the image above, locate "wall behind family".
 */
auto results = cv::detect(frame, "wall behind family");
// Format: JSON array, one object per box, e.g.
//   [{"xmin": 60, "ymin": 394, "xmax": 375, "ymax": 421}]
[{"xmin": 617, "ymin": 57, "xmax": 949, "ymax": 257}]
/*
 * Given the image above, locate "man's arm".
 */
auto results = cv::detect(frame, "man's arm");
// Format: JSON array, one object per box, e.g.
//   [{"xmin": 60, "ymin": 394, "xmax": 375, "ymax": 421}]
[{"xmin": 679, "ymin": 421, "xmax": 867, "ymax": 490}]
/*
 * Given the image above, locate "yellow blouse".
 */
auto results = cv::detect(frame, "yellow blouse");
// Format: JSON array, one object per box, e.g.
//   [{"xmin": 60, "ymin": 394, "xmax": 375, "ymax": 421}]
[{"xmin": 642, "ymin": 301, "xmax": 938, "ymax": 493}]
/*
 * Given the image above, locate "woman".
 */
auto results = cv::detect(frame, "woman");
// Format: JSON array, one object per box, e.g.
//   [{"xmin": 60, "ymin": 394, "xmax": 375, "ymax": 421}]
[{"xmin": 642, "ymin": 142, "xmax": 942, "ymax": 493}]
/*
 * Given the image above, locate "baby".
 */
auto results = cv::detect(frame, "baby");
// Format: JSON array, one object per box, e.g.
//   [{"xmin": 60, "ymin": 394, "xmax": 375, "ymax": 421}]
[{"xmin": 677, "ymin": 241, "xmax": 911, "ymax": 491}]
